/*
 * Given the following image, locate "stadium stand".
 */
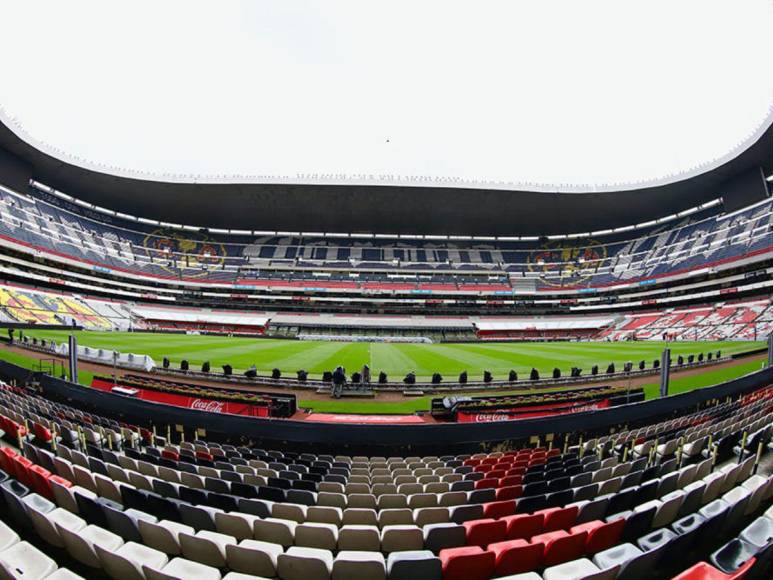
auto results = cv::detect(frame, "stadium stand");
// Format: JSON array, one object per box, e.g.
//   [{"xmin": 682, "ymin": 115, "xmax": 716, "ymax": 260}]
[
  {"xmin": 0, "ymin": 378, "xmax": 770, "ymax": 579},
  {"xmin": 0, "ymin": 184, "xmax": 770, "ymax": 295}
]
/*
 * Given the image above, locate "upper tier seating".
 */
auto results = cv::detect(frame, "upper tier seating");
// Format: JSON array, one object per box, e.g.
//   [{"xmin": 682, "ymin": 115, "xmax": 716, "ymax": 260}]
[
  {"xmin": 0, "ymin": 186, "xmax": 771, "ymax": 292},
  {"xmin": 0, "ymin": 380, "xmax": 770, "ymax": 579}
]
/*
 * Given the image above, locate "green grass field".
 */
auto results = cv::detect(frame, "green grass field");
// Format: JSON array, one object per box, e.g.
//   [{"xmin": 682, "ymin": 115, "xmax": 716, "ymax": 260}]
[
  {"xmin": 0, "ymin": 333, "xmax": 767, "ymax": 414},
  {"xmin": 18, "ymin": 330, "xmax": 763, "ymax": 382}
]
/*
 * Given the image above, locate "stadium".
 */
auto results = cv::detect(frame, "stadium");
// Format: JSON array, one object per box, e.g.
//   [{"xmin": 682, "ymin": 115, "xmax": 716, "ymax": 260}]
[{"xmin": 0, "ymin": 2, "xmax": 772, "ymax": 579}]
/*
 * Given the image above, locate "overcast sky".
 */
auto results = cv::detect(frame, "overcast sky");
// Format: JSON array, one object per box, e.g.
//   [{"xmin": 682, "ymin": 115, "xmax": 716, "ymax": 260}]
[{"xmin": 1, "ymin": 0, "xmax": 772, "ymax": 191}]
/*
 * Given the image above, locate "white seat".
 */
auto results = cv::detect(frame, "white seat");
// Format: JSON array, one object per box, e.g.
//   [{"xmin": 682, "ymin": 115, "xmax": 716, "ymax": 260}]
[
  {"xmin": 96, "ymin": 541, "xmax": 169, "ymax": 580},
  {"xmin": 44, "ymin": 569, "xmax": 87, "ymax": 579},
  {"xmin": 544, "ymin": 557, "xmax": 618, "ymax": 580},
  {"xmin": 0, "ymin": 541, "xmax": 58, "ymax": 580},
  {"xmin": 380, "ymin": 525, "xmax": 424, "ymax": 553},
  {"xmin": 179, "ymin": 530, "xmax": 236, "ymax": 568},
  {"xmin": 332, "ymin": 550, "xmax": 386, "ymax": 580},
  {"xmin": 295, "ymin": 522, "xmax": 339, "ymax": 550},
  {"xmin": 143, "ymin": 557, "xmax": 222, "ymax": 580},
  {"xmin": 58, "ymin": 523, "xmax": 124, "ymax": 568},
  {"xmin": 225, "ymin": 539, "xmax": 283, "ymax": 578},
  {"xmin": 337, "ymin": 525, "xmax": 381, "ymax": 551},
  {"xmin": 29, "ymin": 507, "xmax": 86, "ymax": 548},
  {"xmin": 254, "ymin": 517, "xmax": 296, "ymax": 548},
  {"xmin": 215, "ymin": 512, "xmax": 259, "ymax": 541},
  {"xmin": 652, "ymin": 490, "xmax": 684, "ymax": 528},
  {"xmin": 139, "ymin": 519, "xmax": 194, "ymax": 555},
  {"xmin": 277, "ymin": 546, "xmax": 334, "ymax": 580},
  {"xmin": 0, "ymin": 519, "xmax": 19, "ymax": 552}
]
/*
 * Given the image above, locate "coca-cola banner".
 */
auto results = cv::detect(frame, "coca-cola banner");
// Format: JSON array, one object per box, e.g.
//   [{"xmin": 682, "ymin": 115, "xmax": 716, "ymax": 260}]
[
  {"xmin": 91, "ymin": 378, "xmax": 269, "ymax": 417},
  {"xmin": 458, "ymin": 398, "xmax": 611, "ymax": 423}
]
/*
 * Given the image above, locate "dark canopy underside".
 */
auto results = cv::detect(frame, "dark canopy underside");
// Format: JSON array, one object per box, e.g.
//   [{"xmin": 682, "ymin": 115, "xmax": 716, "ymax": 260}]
[{"xmin": 0, "ymin": 120, "xmax": 771, "ymax": 236}]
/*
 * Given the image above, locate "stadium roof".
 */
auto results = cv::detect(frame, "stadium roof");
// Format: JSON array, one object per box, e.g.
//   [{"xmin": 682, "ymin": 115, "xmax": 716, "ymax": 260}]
[{"xmin": 0, "ymin": 1, "xmax": 772, "ymax": 235}]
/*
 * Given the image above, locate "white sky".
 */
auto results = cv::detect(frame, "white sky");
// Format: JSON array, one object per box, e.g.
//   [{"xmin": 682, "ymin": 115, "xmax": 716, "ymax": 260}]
[{"xmin": 1, "ymin": 0, "xmax": 772, "ymax": 191}]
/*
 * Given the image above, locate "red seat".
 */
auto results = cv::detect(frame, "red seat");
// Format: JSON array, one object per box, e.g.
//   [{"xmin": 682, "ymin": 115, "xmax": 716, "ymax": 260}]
[
  {"xmin": 474, "ymin": 478, "xmax": 498, "ymax": 490},
  {"xmin": 483, "ymin": 500, "xmax": 516, "ymax": 519},
  {"xmin": 481, "ymin": 457, "xmax": 498, "ymax": 465},
  {"xmin": 571, "ymin": 519, "xmax": 625, "ymax": 554},
  {"xmin": 502, "ymin": 513, "xmax": 543, "ymax": 539},
  {"xmin": 12, "ymin": 455, "xmax": 34, "ymax": 488},
  {"xmin": 464, "ymin": 458, "xmax": 481, "ymax": 467},
  {"xmin": 499, "ymin": 475, "xmax": 523, "ymax": 487},
  {"xmin": 487, "ymin": 538, "xmax": 544, "ymax": 576},
  {"xmin": 531, "ymin": 529, "xmax": 588, "ymax": 566},
  {"xmin": 49, "ymin": 475, "xmax": 73, "ymax": 489},
  {"xmin": 0, "ymin": 447, "xmax": 18, "ymax": 475},
  {"xmin": 495, "ymin": 485, "xmax": 523, "ymax": 501},
  {"xmin": 672, "ymin": 559, "xmax": 756, "ymax": 580},
  {"xmin": 535, "ymin": 505, "xmax": 578, "ymax": 532},
  {"xmin": 196, "ymin": 451, "xmax": 214, "ymax": 462},
  {"xmin": 32, "ymin": 423, "xmax": 52, "ymax": 444},
  {"xmin": 28, "ymin": 465, "xmax": 54, "ymax": 500},
  {"xmin": 161, "ymin": 450, "xmax": 179, "ymax": 461},
  {"xmin": 139, "ymin": 428, "xmax": 153, "ymax": 445},
  {"xmin": 547, "ymin": 449, "xmax": 561, "ymax": 457},
  {"xmin": 473, "ymin": 464, "xmax": 493, "ymax": 474},
  {"xmin": 488, "ymin": 469, "xmax": 506, "ymax": 479},
  {"xmin": 463, "ymin": 518, "xmax": 507, "ymax": 547},
  {"xmin": 439, "ymin": 546, "xmax": 496, "ymax": 580},
  {"xmin": 506, "ymin": 467, "xmax": 526, "ymax": 476}
]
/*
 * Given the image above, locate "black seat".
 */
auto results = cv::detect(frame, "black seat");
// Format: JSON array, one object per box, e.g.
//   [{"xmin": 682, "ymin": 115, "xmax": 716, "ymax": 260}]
[
  {"xmin": 230, "ymin": 482, "xmax": 259, "ymax": 499},
  {"xmin": 620, "ymin": 470, "xmax": 643, "ymax": 490},
  {"xmin": 220, "ymin": 471, "xmax": 242, "ymax": 483},
  {"xmin": 607, "ymin": 487, "xmax": 639, "ymax": 515},
  {"xmin": 145, "ymin": 492, "xmax": 183, "ymax": 523},
  {"xmin": 517, "ymin": 494, "xmax": 547, "ymax": 512},
  {"xmin": 179, "ymin": 486, "xmax": 209, "ymax": 505},
  {"xmin": 619, "ymin": 506, "xmax": 656, "ymax": 543},
  {"xmin": 286, "ymin": 489, "xmax": 316, "ymax": 506},
  {"xmin": 179, "ymin": 503, "xmax": 218, "ymax": 532},
  {"xmin": 468, "ymin": 488, "xmax": 496, "ymax": 504},
  {"xmin": 547, "ymin": 476, "xmax": 570, "ymax": 492},
  {"xmin": 103, "ymin": 503, "xmax": 145, "ymax": 542},
  {"xmin": 292, "ymin": 479, "xmax": 318, "ymax": 492},
  {"xmin": 237, "ymin": 498, "xmax": 271, "ymax": 518},
  {"xmin": 87, "ymin": 457, "xmax": 109, "ymax": 476},
  {"xmin": 636, "ymin": 479, "xmax": 659, "ymax": 503},
  {"xmin": 204, "ymin": 477, "xmax": 231, "ymax": 494},
  {"xmin": 523, "ymin": 481, "xmax": 547, "ymax": 496},
  {"xmin": 153, "ymin": 480, "xmax": 180, "ymax": 500},
  {"xmin": 267, "ymin": 477, "xmax": 292, "ymax": 490},
  {"xmin": 121, "ymin": 486, "xmax": 150, "ymax": 512},
  {"xmin": 207, "ymin": 492, "xmax": 240, "ymax": 512},
  {"xmin": 75, "ymin": 492, "xmax": 116, "ymax": 528}
]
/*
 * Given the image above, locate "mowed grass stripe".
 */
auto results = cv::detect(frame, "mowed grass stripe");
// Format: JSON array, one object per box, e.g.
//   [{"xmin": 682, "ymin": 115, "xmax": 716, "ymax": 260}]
[
  {"xmin": 0, "ymin": 341, "xmax": 765, "ymax": 415},
  {"xmin": 21, "ymin": 330, "xmax": 763, "ymax": 381}
]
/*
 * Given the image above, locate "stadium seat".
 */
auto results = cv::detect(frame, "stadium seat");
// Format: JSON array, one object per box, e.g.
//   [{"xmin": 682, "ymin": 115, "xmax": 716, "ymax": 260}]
[{"xmin": 439, "ymin": 546, "xmax": 496, "ymax": 580}]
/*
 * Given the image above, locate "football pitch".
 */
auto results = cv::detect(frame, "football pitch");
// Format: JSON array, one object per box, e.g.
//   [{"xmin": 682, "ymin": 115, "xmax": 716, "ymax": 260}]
[{"xmin": 20, "ymin": 330, "xmax": 763, "ymax": 382}]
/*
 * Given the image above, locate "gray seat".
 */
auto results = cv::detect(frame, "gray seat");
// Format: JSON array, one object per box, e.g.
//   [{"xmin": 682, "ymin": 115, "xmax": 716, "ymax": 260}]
[
  {"xmin": 104, "ymin": 505, "xmax": 157, "ymax": 543},
  {"xmin": 448, "ymin": 504, "xmax": 483, "ymax": 524},
  {"xmin": 637, "ymin": 528, "xmax": 677, "ymax": 552},
  {"xmin": 575, "ymin": 497, "xmax": 609, "ymax": 524},
  {"xmin": 740, "ymin": 516, "xmax": 773, "ymax": 549},
  {"xmin": 386, "ymin": 550, "xmax": 442, "ymax": 580},
  {"xmin": 423, "ymin": 523, "xmax": 466, "ymax": 553}
]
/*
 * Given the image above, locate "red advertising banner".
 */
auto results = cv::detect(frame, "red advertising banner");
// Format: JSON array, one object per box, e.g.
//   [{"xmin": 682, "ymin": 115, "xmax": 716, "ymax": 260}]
[
  {"xmin": 91, "ymin": 378, "xmax": 269, "ymax": 417},
  {"xmin": 458, "ymin": 398, "xmax": 611, "ymax": 423}
]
